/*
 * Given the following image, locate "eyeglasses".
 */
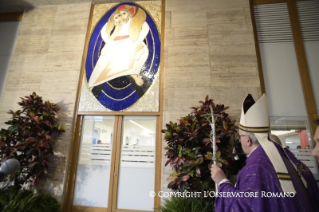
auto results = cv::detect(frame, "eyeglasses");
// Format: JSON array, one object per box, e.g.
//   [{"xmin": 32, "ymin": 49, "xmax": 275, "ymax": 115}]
[{"xmin": 236, "ymin": 134, "xmax": 248, "ymax": 140}]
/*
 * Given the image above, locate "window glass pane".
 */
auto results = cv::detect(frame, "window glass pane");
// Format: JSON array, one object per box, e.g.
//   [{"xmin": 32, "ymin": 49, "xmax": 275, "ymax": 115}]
[
  {"xmin": 259, "ymin": 43, "xmax": 307, "ymax": 117},
  {"xmin": 270, "ymin": 117, "xmax": 318, "ymax": 181},
  {"xmin": 254, "ymin": 3, "xmax": 307, "ymax": 117},
  {"xmin": 73, "ymin": 116, "xmax": 114, "ymax": 207},
  {"xmin": 254, "ymin": 1, "xmax": 319, "ymax": 185},
  {"xmin": 303, "ymin": 42, "xmax": 319, "ymax": 114},
  {"xmin": 270, "ymin": 118, "xmax": 310, "ymax": 149},
  {"xmin": 297, "ymin": 0, "xmax": 319, "ymax": 114},
  {"xmin": 117, "ymin": 116, "xmax": 156, "ymax": 211}
]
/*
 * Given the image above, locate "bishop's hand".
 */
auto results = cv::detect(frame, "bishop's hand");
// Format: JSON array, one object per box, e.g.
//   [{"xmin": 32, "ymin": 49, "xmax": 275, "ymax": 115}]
[{"xmin": 210, "ymin": 164, "xmax": 227, "ymax": 185}]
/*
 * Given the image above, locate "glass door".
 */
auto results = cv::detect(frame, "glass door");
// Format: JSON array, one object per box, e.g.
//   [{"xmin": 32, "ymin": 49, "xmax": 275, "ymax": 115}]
[
  {"xmin": 72, "ymin": 116, "xmax": 116, "ymax": 211},
  {"xmin": 115, "ymin": 116, "xmax": 156, "ymax": 211},
  {"xmin": 71, "ymin": 115, "xmax": 156, "ymax": 212}
]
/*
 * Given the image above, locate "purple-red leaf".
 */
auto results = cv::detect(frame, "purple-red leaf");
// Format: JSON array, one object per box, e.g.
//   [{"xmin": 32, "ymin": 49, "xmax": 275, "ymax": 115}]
[{"xmin": 28, "ymin": 161, "xmax": 38, "ymax": 167}]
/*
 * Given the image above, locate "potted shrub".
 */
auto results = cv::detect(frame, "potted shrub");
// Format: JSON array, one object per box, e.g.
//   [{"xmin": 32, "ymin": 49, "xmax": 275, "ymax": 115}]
[
  {"xmin": 161, "ymin": 96, "xmax": 237, "ymax": 210},
  {"xmin": 0, "ymin": 92, "xmax": 64, "ymax": 187}
]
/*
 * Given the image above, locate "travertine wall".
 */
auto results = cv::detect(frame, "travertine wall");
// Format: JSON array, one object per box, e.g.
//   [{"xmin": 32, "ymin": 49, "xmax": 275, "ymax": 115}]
[
  {"xmin": 0, "ymin": 3, "xmax": 91, "ymax": 201},
  {"xmin": 162, "ymin": 0, "xmax": 261, "ymax": 192},
  {"xmin": 0, "ymin": 0, "xmax": 261, "ymax": 206}
]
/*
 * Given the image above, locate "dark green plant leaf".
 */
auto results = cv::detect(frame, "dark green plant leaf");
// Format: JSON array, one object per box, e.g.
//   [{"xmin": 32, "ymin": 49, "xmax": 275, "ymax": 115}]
[
  {"xmin": 162, "ymin": 95, "xmax": 237, "ymax": 195},
  {"xmin": 0, "ymin": 92, "xmax": 65, "ymax": 187}
]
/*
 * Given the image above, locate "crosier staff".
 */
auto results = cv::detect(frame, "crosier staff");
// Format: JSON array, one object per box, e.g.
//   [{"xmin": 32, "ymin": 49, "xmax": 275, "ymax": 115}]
[{"xmin": 203, "ymin": 105, "xmax": 222, "ymax": 191}]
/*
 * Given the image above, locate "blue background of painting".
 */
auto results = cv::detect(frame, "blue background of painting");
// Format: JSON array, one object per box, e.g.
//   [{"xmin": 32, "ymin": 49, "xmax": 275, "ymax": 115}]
[{"xmin": 85, "ymin": 2, "xmax": 161, "ymax": 111}]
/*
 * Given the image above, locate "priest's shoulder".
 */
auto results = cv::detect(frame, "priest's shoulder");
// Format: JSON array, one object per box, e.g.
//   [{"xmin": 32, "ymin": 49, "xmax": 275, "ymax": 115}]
[{"xmin": 242, "ymin": 146, "xmax": 275, "ymax": 174}]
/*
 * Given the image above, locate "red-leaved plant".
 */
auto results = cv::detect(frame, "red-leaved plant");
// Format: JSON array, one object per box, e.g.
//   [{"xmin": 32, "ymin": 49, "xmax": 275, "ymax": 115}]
[
  {"xmin": 162, "ymin": 96, "xmax": 237, "ymax": 192},
  {"xmin": 0, "ymin": 92, "xmax": 64, "ymax": 187}
]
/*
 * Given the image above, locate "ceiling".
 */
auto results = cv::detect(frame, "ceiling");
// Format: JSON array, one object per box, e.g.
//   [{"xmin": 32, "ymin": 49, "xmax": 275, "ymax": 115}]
[{"xmin": 0, "ymin": 0, "xmax": 131, "ymax": 13}]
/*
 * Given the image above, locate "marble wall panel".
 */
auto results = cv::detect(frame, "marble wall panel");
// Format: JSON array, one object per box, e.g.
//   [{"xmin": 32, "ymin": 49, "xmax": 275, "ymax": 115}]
[
  {"xmin": 174, "ymin": 27, "xmax": 208, "ymax": 46},
  {"xmin": 54, "ymin": 3, "xmax": 91, "ymax": 22},
  {"xmin": 13, "ymin": 8, "xmax": 56, "ymax": 55},
  {"xmin": 164, "ymin": 28, "xmax": 175, "ymax": 47},
  {"xmin": 48, "ymin": 34, "xmax": 86, "ymax": 53},
  {"xmin": 167, "ymin": 45, "xmax": 210, "ymax": 67},
  {"xmin": 40, "ymin": 70, "xmax": 80, "ymax": 92},
  {"xmin": 165, "ymin": 11, "xmax": 171, "ymax": 28},
  {"xmin": 209, "ymin": 44, "xmax": 257, "ymax": 68},
  {"xmin": 51, "ymin": 5, "xmax": 89, "ymax": 36},
  {"xmin": 210, "ymin": 21, "xmax": 252, "ymax": 32},
  {"xmin": 5, "ymin": 71, "xmax": 43, "ymax": 91},
  {"xmin": 210, "ymin": 85, "xmax": 260, "ymax": 113},
  {"xmin": 8, "ymin": 53, "xmax": 47, "ymax": 72},
  {"xmin": 162, "ymin": 0, "xmax": 260, "ymax": 195},
  {"xmin": 20, "ymin": 7, "xmax": 58, "ymax": 25},
  {"xmin": 51, "ymin": 21, "xmax": 89, "ymax": 36},
  {"xmin": 0, "ymin": 3, "xmax": 91, "ymax": 203},
  {"xmin": 166, "ymin": 0, "xmax": 209, "ymax": 12},
  {"xmin": 207, "ymin": 8, "xmax": 246, "ymax": 25},
  {"xmin": 14, "ymin": 34, "xmax": 52, "ymax": 55},
  {"xmin": 206, "ymin": 0, "xmax": 249, "ymax": 10},
  {"xmin": 167, "ymin": 88, "xmax": 211, "ymax": 111},
  {"xmin": 0, "ymin": 91, "xmax": 31, "ymax": 119},
  {"xmin": 43, "ymin": 51, "xmax": 83, "ymax": 71},
  {"xmin": 164, "ymin": 66, "xmax": 211, "ymax": 89},
  {"xmin": 208, "ymin": 29, "xmax": 254, "ymax": 45},
  {"xmin": 18, "ymin": 24, "xmax": 54, "ymax": 38},
  {"xmin": 0, "ymin": 0, "xmax": 261, "ymax": 206},
  {"xmin": 210, "ymin": 68, "xmax": 260, "ymax": 87},
  {"xmin": 171, "ymin": 11, "xmax": 207, "ymax": 28},
  {"xmin": 164, "ymin": 48, "xmax": 168, "ymax": 67}
]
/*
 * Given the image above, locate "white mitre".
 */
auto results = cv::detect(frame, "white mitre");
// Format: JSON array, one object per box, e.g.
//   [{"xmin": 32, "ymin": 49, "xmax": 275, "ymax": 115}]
[
  {"xmin": 239, "ymin": 94, "xmax": 270, "ymax": 133},
  {"xmin": 239, "ymin": 94, "xmax": 296, "ymax": 193}
]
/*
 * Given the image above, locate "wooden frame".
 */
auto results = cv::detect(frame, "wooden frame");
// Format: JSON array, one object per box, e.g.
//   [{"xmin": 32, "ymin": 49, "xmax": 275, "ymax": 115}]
[
  {"xmin": 64, "ymin": 115, "xmax": 84, "ymax": 211},
  {"xmin": 286, "ymin": 0, "xmax": 318, "ymax": 137},
  {"xmin": 252, "ymin": 0, "xmax": 307, "ymax": 5},
  {"xmin": 67, "ymin": 115, "xmax": 160, "ymax": 212},
  {"xmin": 110, "ymin": 116, "xmax": 122, "ymax": 212},
  {"xmin": 62, "ymin": 0, "xmax": 165, "ymax": 211},
  {"xmin": 249, "ymin": 0, "xmax": 318, "ymax": 141},
  {"xmin": 62, "ymin": 4, "xmax": 95, "ymax": 211},
  {"xmin": 0, "ymin": 12, "xmax": 23, "ymax": 22},
  {"xmin": 249, "ymin": 0, "xmax": 266, "ymax": 94}
]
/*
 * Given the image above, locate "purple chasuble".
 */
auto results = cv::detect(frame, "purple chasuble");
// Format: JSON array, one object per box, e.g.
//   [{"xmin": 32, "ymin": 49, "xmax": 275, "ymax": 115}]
[
  {"xmin": 283, "ymin": 146, "xmax": 319, "ymax": 211},
  {"xmin": 215, "ymin": 145, "xmax": 319, "ymax": 212}
]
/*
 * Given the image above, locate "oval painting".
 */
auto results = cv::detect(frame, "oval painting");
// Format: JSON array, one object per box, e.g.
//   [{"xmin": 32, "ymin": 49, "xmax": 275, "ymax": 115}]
[{"xmin": 85, "ymin": 2, "xmax": 160, "ymax": 111}]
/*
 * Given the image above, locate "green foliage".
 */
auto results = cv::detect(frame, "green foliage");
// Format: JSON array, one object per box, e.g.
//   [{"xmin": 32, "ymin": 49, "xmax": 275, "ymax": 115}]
[
  {"xmin": 157, "ymin": 196, "xmax": 214, "ymax": 212},
  {"xmin": 163, "ymin": 96, "xmax": 237, "ymax": 192},
  {"xmin": 0, "ymin": 92, "xmax": 65, "ymax": 187},
  {"xmin": 0, "ymin": 186, "xmax": 61, "ymax": 212}
]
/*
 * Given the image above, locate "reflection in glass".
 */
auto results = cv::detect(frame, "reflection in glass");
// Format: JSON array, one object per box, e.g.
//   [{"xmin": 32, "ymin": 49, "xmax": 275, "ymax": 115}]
[
  {"xmin": 117, "ymin": 116, "xmax": 156, "ymax": 211},
  {"xmin": 270, "ymin": 118, "xmax": 310, "ymax": 149},
  {"xmin": 270, "ymin": 117, "xmax": 318, "ymax": 181},
  {"xmin": 73, "ymin": 116, "xmax": 114, "ymax": 208}
]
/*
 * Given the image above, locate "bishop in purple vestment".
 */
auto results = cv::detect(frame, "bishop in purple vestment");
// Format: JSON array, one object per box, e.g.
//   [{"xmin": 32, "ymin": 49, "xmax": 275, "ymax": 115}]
[
  {"xmin": 211, "ymin": 94, "xmax": 319, "ymax": 212},
  {"xmin": 213, "ymin": 142, "xmax": 319, "ymax": 212}
]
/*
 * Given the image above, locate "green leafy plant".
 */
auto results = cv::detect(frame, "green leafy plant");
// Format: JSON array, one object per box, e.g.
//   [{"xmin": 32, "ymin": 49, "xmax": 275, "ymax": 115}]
[
  {"xmin": 162, "ymin": 96, "xmax": 237, "ymax": 193},
  {"xmin": 157, "ymin": 196, "xmax": 214, "ymax": 212},
  {"xmin": 0, "ymin": 185, "xmax": 61, "ymax": 212},
  {"xmin": 0, "ymin": 92, "xmax": 65, "ymax": 187}
]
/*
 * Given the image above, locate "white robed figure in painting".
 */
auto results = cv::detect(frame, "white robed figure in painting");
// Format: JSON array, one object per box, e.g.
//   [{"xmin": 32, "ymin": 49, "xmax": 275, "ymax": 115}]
[{"xmin": 88, "ymin": 4, "xmax": 149, "ymax": 88}]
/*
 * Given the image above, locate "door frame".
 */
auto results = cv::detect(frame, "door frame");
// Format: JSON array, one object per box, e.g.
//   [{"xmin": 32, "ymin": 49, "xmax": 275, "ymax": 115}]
[
  {"xmin": 62, "ymin": 0, "xmax": 165, "ymax": 210},
  {"xmin": 65, "ymin": 115, "xmax": 161, "ymax": 212}
]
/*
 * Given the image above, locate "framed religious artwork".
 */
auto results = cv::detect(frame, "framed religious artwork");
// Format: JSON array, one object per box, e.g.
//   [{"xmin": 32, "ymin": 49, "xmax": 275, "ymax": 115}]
[{"xmin": 78, "ymin": 1, "xmax": 163, "ymax": 112}]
